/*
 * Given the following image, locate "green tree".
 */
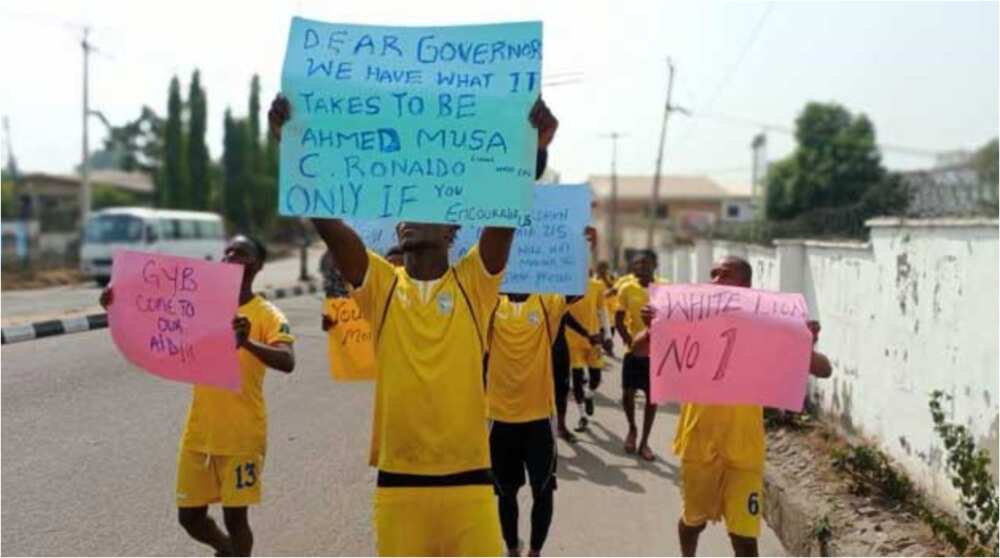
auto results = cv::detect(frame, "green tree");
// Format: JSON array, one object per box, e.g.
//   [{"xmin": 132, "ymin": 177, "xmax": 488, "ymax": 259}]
[
  {"xmin": 243, "ymin": 74, "xmax": 279, "ymax": 234},
  {"xmin": 248, "ymin": 74, "xmax": 262, "ymax": 172},
  {"xmin": 222, "ymin": 109, "xmax": 250, "ymax": 230},
  {"xmin": 971, "ymin": 137, "xmax": 999, "ymax": 210},
  {"xmin": 85, "ymin": 106, "xmax": 163, "ymax": 207},
  {"xmin": 187, "ymin": 70, "xmax": 210, "ymax": 210},
  {"xmin": 765, "ymin": 102, "xmax": 886, "ymax": 219},
  {"xmin": 91, "ymin": 183, "xmax": 149, "ymax": 210},
  {"xmin": 1, "ymin": 178, "xmax": 16, "ymax": 220},
  {"xmin": 163, "ymin": 76, "xmax": 189, "ymax": 208}
]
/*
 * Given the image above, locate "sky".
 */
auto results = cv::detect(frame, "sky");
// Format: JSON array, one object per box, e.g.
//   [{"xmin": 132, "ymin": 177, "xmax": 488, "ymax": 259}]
[{"xmin": 1, "ymin": 0, "xmax": 997, "ymax": 192}]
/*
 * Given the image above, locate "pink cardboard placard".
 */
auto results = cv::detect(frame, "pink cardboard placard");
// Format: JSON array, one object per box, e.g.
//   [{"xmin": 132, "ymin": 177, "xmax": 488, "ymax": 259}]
[
  {"xmin": 109, "ymin": 250, "xmax": 243, "ymax": 391},
  {"xmin": 648, "ymin": 283, "xmax": 812, "ymax": 411}
]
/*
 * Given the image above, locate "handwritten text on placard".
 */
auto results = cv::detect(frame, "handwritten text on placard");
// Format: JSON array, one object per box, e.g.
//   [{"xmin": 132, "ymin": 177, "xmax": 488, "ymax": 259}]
[
  {"xmin": 648, "ymin": 284, "xmax": 812, "ymax": 411},
  {"xmin": 448, "ymin": 184, "xmax": 591, "ymax": 294},
  {"xmin": 108, "ymin": 251, "xmax": 243, "ymax": 391},
  {"xmin": 280, "ymin": 18, "xmax": 542, "ymax": 225},
  {"xmin": 325, "ymin": 297, "xmax": 377, "ymax": 381}
]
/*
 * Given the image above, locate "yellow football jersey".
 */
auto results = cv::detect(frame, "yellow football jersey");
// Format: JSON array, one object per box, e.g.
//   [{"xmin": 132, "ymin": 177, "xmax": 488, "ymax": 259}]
[
  {"xmin": 354, "ymin": 247, "xmax": 501, "ymax": 475},
  {"xmin": 673, "ymin": 404, "xmax": 765, "ymax": 470},
  {"xmin": 617, "ymin": 280, "xmax": 651, "ymax": 341},
  {"xmin": 566, "ymin": 278, "xmax": 606, "ymax": 352},
  {"xmin": 180, "ymin": 295, "xmax": 294, "ymax": 456},
  {"xmin": 613, "ymin": 273, "xmax": 636, "ymax": 291},
  {"xmin": 486, "ymin": 294, "xmax": 566, "ymax": 423}
]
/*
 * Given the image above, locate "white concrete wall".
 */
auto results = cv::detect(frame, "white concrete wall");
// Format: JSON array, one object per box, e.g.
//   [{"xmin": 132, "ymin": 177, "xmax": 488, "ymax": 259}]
[{"xmin": 658, "ymin": 218, "xmax": 999, "ymax": 513}]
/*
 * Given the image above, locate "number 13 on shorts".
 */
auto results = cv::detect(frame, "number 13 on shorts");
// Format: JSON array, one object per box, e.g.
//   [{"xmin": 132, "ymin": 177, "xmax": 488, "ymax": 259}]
[
  {"xmin": 222, "ymin": 455, "xmax": 264, "ymax": 506},
  {"xmin": 234, "ymin": 461, "xmax": 257, "ymax": 489},
  {"xmin": 176, "ymin": 451, "xmax": 265, "ymax": 507}
]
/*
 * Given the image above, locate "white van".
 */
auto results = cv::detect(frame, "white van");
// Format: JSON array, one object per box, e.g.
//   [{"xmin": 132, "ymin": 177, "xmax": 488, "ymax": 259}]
[{"xmin": 80, "ymin": 207, "xmax": 227, "ymax": 286}]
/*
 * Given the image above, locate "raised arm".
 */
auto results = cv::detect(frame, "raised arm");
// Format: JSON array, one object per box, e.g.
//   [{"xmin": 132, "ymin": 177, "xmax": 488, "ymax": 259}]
[
  {"xmin": 268, "ymin": 94, "xmax": 368, "ymax": 286},
  {"xmin": 479, "ymin": 98, "xmax": 559, "ymax": 275},
  {"xmin": 311, "ymin": 219, "xmax": 368, "ymax": 288}
]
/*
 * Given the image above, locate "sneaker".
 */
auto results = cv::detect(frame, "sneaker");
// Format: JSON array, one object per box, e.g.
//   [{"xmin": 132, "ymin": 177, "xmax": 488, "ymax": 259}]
[
  {"xmin": 575, "ymin": 416, "xmax": 588, "ymax": 432},
  {"xmin": 584, "ymin": 397, "xmax": 595, "ymax": 416}
]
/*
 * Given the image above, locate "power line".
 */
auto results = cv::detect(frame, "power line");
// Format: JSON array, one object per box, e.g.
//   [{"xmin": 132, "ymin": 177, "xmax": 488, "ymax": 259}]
[
  {"xmin": 698, "ymin": 2, "xmax": 775, "ymax": 118},
  {"xmin": 0, "ymin": 7, "xmax": 116, "ymax": 33},
  {"xmin": 672, "ymin": 2, "xmax": 774, "ymax": 149},
  {"xmin": 674, "ymin": 165, "xmax": 753, "ymax": 176},
  {"xmin": 690, "ymin": 110, "xmax": 942, "ymax": 159}
]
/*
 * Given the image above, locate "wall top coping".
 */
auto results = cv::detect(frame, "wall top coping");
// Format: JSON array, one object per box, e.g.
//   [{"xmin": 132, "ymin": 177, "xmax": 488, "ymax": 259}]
[
  {"xmin": 737, "ymin": 238, "xmax": 870, "ymax": 250},
  {"xmin": 866, "ymin": 217, "xmax": 999, "ymax": 228}
]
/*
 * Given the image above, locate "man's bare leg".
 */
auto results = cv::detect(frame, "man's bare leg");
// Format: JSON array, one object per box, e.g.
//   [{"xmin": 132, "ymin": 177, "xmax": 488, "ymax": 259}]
[
  {"xmin": 638, "ymin": 399, "xmax": 658, "ymax": 460},
  {"xmin": 678, "ymin": 519, "xmax": 706, "ymax": 557},
  {"xmin": 622, "ymin": 388, "xmax": 638, "ymax": 453},
  {"xmin": 223, "ymin": 507, "xmax": 253, "ymax": 557},
  {"xmin": 729, "ymin": 534, "xmax": 758, "ymax": 557},
  {"xmin": 178, "ymin": 507, "xmax": 233, "ymax": 556}
]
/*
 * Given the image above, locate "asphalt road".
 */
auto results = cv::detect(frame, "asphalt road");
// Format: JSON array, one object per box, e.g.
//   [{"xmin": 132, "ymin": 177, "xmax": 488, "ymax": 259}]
[
  {"xmin": 1, "ymin": 293, "xmax": 785, "ymax": 556},
  {"xmin": 0, "ymin": 246, "xmax": 327, "ymax": 327}
]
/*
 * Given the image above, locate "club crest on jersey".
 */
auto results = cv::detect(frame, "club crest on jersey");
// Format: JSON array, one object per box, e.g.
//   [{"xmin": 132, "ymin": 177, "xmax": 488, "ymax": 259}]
[
  {"xmin": 437, "ymin": 292, "xmax": 454, "ymax": 314},
  {"xmin": 528, "ymin": 311, "xmax": 541, "ymax": 326}
]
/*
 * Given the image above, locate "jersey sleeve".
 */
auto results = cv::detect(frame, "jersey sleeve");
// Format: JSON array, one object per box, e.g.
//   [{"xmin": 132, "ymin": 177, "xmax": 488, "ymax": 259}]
[
  {"xmin": 350, "ymin": 250, "xmax": 398, "ymax": 337},
  {"xmin": 260, "ymin": 301, "xmax": 295, "ymax": 346}
]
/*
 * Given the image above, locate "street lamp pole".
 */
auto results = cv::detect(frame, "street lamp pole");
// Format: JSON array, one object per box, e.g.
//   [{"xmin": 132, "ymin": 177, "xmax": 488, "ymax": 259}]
[{"xmin": 80, "ymin": 27, "xmax": 93, "ymax": 224}]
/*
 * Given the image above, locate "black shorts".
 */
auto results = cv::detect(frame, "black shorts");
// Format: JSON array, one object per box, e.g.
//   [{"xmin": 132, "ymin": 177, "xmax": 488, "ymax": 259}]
[
  {"xmin": 490, "ymin": 419, "xmax": 557, "ymax": 496},
  {"xmin": 622, "ymin": 353, "xmax": 650, "ymax": 393}
]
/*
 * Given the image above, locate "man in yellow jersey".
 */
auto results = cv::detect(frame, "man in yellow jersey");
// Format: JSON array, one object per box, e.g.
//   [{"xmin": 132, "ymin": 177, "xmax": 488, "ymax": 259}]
[
  {"xmin": 100, "ymin": 235, "xmax": 296, "ymax": 557},
  {"xmin": 566, "ymin": 273, "xmax": 613, "ymax": 432},
  {"xmin": 486, "ymin": 291, "xmax": 578, "ymax": 557},
  {"xmin": 606, "ymin": 259, "xmax": 638, "ymax": 332},
  {"xmin": 270, "ymin": 95, "xmax": 557, "ymax": 556},
  {"xmin": 551, "ymin": 229, "xmax": 601, "ymax": 443},
  {"xmin": 635, "ymin": 256, "xmax": 832, "ymax": 557},
  {"xmin": 614, "ymin": 250, "xmax": 660, "ymax": 461}
]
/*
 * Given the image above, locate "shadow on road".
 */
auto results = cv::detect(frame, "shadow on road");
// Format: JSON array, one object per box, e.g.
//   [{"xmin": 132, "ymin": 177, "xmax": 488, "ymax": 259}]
[
  {"xmin": 558, "ymin": 414, "xmax": 679, "ymax": 491},
  {"xmin": 558, "ymin": 433, "xmax": 647, "ymax": 493},
  {"xmin": 590, "ymin": 390, "xmax": 681, "ymax": 416}
]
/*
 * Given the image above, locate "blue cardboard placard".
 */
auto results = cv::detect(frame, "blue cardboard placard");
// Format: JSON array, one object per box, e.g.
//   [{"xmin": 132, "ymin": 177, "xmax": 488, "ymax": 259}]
[
  {"xmin": 280, "ymin": 17, "xmax": 542, "ymax": 226},
  {"xmin": 449, "ymin": 184, "xmax": 591, "ymax": 294}
]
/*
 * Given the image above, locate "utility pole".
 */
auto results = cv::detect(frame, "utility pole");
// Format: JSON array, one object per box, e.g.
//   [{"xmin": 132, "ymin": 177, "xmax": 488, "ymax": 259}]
[
  {"xmin": 646, "ymin": 58, "xmax": 689, "ymax": 250},
  {"xmin": 80, "ymin": 27, "xmax": 93, "ymax": 224},
  {"xmin": 751, "ymin": 131, "xmax": 767, "ymax": 218},
  {"xmin": 600, "ymin": 132, "xmax": 625, "ymax": 271}
]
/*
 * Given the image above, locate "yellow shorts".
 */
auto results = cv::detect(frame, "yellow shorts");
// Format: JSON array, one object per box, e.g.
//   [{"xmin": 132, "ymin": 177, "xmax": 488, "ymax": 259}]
[
  {"xmin": 374, "ymin": 485, "xmax": 503, "ymax": 556},
  {"xmin": 680, "ymin": 459, "xmax": 763, "ymax": 538},
  {"xmin": 176, "ymin": 449, "xmax": 264, "ymax": 508},
  {"xmin": 569, "ymin": 343, "xmax": 603, "ymax": 369}
]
